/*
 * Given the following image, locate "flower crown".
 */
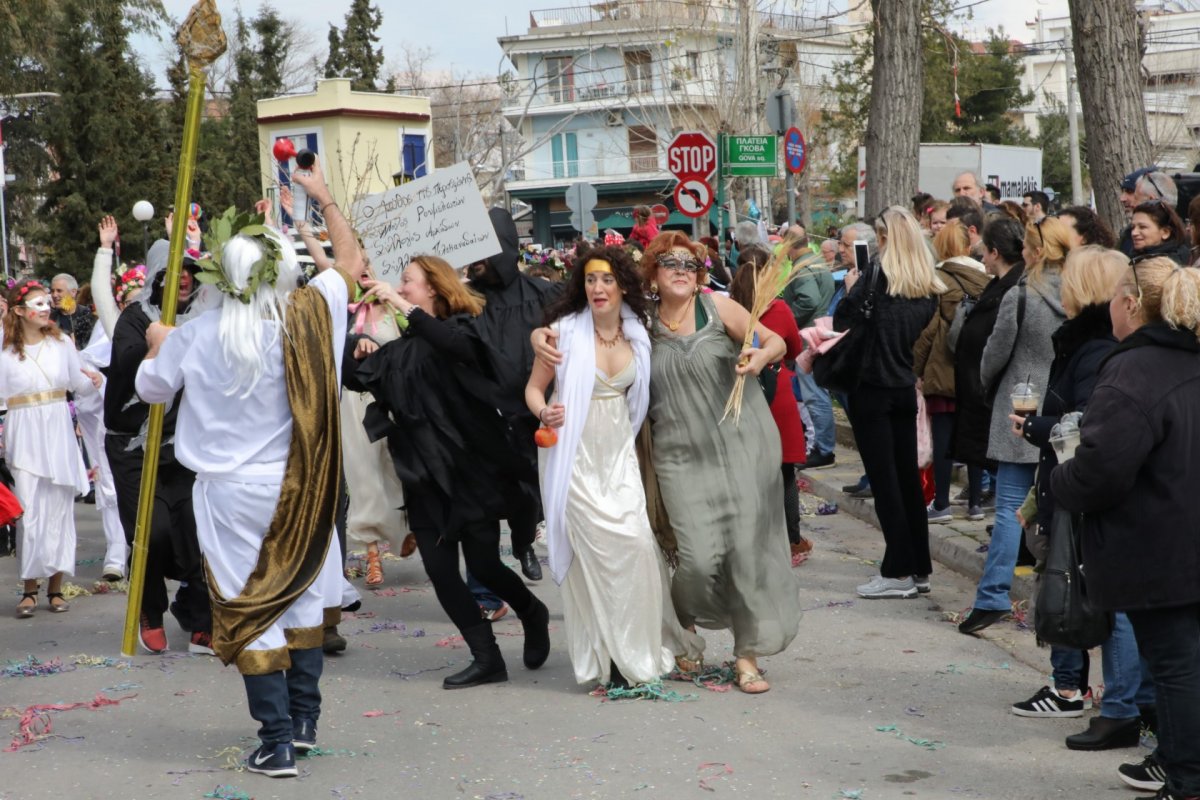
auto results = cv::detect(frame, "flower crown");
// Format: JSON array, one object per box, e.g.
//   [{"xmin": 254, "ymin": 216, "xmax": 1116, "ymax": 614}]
[
  {"xmin": 14, "ymin": 281, "xmax": 43, "ymax": 301},
  {"xmin": 116, "ymin": 265, "xmax": 147, "ymax": 303},
  {"xmin": 196, "ymin": 206, "xmax": 281, "ymax": 304}
]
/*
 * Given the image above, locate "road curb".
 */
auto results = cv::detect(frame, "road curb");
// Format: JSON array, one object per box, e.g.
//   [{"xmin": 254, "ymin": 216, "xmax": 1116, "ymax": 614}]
[{"xmin": 803, "ymin": 422, "xmax": 1036, "ymax": 604}]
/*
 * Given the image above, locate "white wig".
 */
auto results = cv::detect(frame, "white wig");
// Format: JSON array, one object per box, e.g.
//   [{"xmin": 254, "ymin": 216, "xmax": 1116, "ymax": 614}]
[{"xmin": 217, "ymin": 227, "xmax": 302, "ymax": 397}]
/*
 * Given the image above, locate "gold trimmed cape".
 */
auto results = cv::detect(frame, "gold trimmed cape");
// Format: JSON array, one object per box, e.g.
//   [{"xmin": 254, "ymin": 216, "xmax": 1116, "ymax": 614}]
[{"xmin": 205, "ymin": 286, "xmax": 342, "ymax": 672}]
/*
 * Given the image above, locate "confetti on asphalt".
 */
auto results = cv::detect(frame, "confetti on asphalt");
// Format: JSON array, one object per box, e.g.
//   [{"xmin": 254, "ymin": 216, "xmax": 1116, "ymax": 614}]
[
  {"xmin": 91, "ymin": 579, "xmax": 129, "ymax": 594},
  {"xmin": 905, "ymin": 706, "xmax": 926, "ymax": 717},
  {"xmin": 363, "ymin": 620, "xmax": 425, "ymax": 637},
  {"xmin": 697, "ymin": 762, "xmax": 733, "ymax": 792},
  {"xmin": 371, "ymin": 588, "xmax": 398, "ymax": 597},
  {"xmin": 59, "ymin": 582, "xmax": 91, "ymax": 600},
  {"xmin": 3, "ymin": 692, "xmax": 136, "ymax": 752},
  {"xmin": 875, "ymin": 724, "xmax": 945, "ymax": 750},
  {"xmin": 435, "ymin": 634, "xmax": 465, "ymax": 648},
  {"xmin": 589, "ymin": 680, "xmax": 697, "ymax": 702},
  {"xmin": 837, "ymin": 791, "xmax": 865, "ymax": 799},
  {"xmin": 2, "ymin": 656, "xmax": 73, "ymax": 678},
  {"xmin": 70, "ymin": 653, "xmax": 133, "ymax": 669},
  {"xmin": 361, "ymin": 710, "xmax": 400, "ymax": 718},
  {"xmin": 74, "ymin": 557, "xmax": 102, "ymax": 566},
  {"xmin": 802, "ymin": 599, "xmax": 855, "ymax": 612},
  {"xmin": 482, "ymin": 794, "xmax": 524, "ymax": 800},
  {"xmin": 202, "ymin": 786, "xmax": 252, "ymax": 800},
  {"xmin": 101, "ymin": 681, "xmax": 142, "ymax": 693},
  {"xmin": 816, "ymin": 502, "xmax": 839, "ymax": 515},
  {"xmin": 165, "ymin": 767, "xmax": 219, "ymax": 786}
]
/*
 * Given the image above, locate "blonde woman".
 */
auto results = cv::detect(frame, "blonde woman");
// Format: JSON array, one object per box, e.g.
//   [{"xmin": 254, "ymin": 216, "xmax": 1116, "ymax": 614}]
[
  {"xmin": 914, "ymin": 220, "xmax": 990, "ymax": 523},
  {"xmin": 960, "ymin": 215, "xmax": 1072, "ymax": 634},
  {"xmin": 1052, "ymin": 259, "xmax": 1200, "ymax": 794},
  {"xmin": 835, "ymin": 206, "xmax": 942, "ymax": 599}
]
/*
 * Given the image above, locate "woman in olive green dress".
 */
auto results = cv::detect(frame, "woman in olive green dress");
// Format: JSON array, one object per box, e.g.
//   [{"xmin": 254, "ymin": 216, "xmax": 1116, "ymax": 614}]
[{"xmin": 533, "ymin": 231, "xmax": 801, "ymax": 693}]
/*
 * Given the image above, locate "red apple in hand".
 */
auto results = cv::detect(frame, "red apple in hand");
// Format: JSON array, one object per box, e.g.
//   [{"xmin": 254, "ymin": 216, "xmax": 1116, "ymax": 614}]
[
  {"xmin": 272, "ymin": 138, "xmax": 297, "ymax": 163},
  {"xmin": 534, "ymin": 426, "xmax": 558, "ymax": 448}
]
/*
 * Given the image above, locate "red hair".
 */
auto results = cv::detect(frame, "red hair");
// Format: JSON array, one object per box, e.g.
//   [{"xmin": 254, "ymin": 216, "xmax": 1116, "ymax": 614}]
[{"xmin": 641, "ymin": 231, "xmax": 708, "ymax": 287}]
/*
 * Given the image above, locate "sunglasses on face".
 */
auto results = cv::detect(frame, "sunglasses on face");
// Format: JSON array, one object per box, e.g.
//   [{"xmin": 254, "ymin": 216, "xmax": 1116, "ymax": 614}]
[{"xmin": 655, "ymin": 255, "xmax": 701, "ymax": 274}]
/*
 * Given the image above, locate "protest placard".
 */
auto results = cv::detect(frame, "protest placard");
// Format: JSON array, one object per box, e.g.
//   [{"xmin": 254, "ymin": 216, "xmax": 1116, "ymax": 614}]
[{"xmin": 351, "ymin": 161, "xmax": 500, "ymax": 283}]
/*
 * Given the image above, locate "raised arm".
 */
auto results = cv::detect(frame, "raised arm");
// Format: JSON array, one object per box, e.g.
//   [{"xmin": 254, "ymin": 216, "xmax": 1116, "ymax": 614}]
[
  {"xmin": 93, "ymin": 216, "xmax": 121, "ymax": 337},
  {"xmin": 291, "ymin": 160, "xmax": 362, "ymax": 289}
]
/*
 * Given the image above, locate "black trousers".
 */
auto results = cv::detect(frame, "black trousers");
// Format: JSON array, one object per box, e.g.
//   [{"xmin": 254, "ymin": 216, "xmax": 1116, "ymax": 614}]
[
  {"xmin": 406, "ymin": 485, "xmax": 534, "ymax": 632},
  {"xmin": 846, "ymin": 385, "xmax": 932, "ymax": 578},
  {"xmin": 1128, "ymin": 604, "xmax": 1200, "ymax": 795},
  {"xmin": 106, "ymin": 435, "xmax": 211, "ymax": 632},
  {"xmin": 781, "ymin": 463, "xmax": 800, "ymax": 545},
  {"xmin": 506, "ymin": 414, "xmax": 543, "ymax": 554},
  {"xmin": 243, "ymin": 647, "xmax": 323, "ymax": 745},
  {"xmin": 931, "ymin": 410, "xmax": 982, "ymax": 509}
]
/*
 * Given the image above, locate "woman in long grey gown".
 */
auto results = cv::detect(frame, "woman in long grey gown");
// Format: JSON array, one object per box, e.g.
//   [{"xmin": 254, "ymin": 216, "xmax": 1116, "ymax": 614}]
[{"xmin": 533, "ymin": 232, "xmax": 802, "ymax": 694}]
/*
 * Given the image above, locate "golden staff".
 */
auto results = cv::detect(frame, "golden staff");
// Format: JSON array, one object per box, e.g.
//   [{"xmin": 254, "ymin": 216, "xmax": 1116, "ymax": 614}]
[{"xmin": 121, "ymin": 0, "xmax": 226, "ymax": 657}]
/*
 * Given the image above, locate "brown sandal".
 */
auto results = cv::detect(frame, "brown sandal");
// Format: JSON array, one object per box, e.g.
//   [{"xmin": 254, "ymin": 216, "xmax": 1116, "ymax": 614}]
[{"xmin": 365, "ymin": 549, "xmax": 384, "ymax": 587}]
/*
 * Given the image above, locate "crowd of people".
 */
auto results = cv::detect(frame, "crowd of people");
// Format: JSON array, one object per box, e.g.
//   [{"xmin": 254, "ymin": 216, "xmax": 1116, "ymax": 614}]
[{"xmin": 3, "ymin": 159, "xmax": 1199, "ymax": 798}]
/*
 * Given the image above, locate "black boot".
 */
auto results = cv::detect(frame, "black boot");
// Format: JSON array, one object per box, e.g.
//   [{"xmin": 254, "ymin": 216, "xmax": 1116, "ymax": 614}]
[
  {"xmin": 1065, "ymin": 716, "xmax": 1142, "ymax": 751},
  {"xmin": 518, "ymin": 596, "xmax": 550, "ymax": 669},
  {"xmin": 442, "ymin": 624, "xmax": 508, "ymax": 690}
]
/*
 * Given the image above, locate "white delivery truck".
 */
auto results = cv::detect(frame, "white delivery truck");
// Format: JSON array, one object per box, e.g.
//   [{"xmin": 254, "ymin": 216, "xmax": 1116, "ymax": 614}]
[{"xmin": 857, "ymin": 143, "xmax": 1044, "ymax": 217}]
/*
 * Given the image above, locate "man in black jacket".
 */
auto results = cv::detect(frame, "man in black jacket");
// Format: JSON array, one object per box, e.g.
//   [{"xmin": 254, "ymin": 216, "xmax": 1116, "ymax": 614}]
[
  {"xmin": 105, "ymin": 244, "xmax": 214, "ymax": 655},
  {"xmin": 465, "ymin": 208, "xmax": 560, "ymax": 581}
]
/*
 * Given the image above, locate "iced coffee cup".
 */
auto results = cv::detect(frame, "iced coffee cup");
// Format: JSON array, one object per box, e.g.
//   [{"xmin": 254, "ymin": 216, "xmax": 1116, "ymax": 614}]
[{"xmin": 1011, "ymin": 382, "xmax": 1040, "ymax": 420}]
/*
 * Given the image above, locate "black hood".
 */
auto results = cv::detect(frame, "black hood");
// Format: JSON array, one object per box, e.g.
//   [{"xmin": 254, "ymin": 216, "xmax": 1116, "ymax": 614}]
[
  {"xmin": 1105, "ymin": 319, "xmax": 1200, "ymax": 367},
  {"xmin": 473, "ymin": 207, "xmax": 520, "ymax": 289}
]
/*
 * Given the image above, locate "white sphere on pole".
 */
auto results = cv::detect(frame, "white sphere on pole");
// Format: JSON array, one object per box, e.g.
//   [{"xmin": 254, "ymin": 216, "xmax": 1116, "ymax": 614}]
[{"xmin": 132, "ymin": 200, "xmax": 154, "ymax": 222}]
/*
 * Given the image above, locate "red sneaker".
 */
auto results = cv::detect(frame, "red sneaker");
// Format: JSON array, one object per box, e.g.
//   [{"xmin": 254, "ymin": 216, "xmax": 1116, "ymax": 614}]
[
  {"xmin": 139, "ymin": 614, "xmax": 168, "ymax": 654},
  {"xmin": 188, "ymin": 630, "xmax": 216, "ymax": 656}
]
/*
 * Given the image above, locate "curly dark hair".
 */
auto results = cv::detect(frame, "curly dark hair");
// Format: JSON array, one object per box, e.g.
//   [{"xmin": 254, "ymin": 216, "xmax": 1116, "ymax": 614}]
[
  {"xmin": 1132, "ymin": 200, "xmax": 1186, "ymax": 246},
  {"xmin": 1058, "ymin": 205, "xmax": 1118, "ymax": 249},
  {"xmin": 543, "ymin": 245, "xmax": 651, "ymax": 328}
]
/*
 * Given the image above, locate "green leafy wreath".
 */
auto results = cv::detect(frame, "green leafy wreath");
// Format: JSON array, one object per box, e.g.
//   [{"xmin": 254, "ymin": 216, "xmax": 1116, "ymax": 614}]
[{"xmin": 196, "ymin": 206, "xmax": 282, "ymax": 304}]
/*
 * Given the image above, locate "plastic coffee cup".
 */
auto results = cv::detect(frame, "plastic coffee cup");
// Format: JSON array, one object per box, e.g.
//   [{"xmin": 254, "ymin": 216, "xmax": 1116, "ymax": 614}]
[{"xmin": 1011, "ymin": 382, "xmax": 1039, "ymax": 419}]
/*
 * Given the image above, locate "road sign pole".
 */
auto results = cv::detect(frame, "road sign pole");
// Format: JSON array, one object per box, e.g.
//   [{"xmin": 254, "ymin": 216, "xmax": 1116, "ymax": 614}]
[
  {"xmin": 785, "ymin": 173, "xmax": 796, "ymax": 228},
  {"xmin": 716, "ymin": 134, "xmax": 726, "ymax": 265}
]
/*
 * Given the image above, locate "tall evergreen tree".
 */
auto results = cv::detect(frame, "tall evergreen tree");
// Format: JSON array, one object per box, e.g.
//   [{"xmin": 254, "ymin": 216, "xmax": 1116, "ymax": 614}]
[
  {"xmin": 325, "ymin": 0, "xmax": 384, "ymax": 91},
  {"xmin": 224, "ymin": 14, "xmax": 266, "ymax": 211},
  {"xmin": 37, "ymin": 0, "xmax": 167, "ymax": 275},
  {"xmin": 252, "ymin": 6, "xmax": 288, "ymax": 97}
]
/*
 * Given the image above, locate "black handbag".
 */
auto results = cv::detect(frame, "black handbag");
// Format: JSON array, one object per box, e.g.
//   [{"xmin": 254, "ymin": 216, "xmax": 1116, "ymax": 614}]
[
  {"xmin": 813, "ymin": 265, "xmax": 879, "ymax": 394},
  {"xmin": 1034, "ymin": 507, "xmax": 1114, "ymax": 649}
]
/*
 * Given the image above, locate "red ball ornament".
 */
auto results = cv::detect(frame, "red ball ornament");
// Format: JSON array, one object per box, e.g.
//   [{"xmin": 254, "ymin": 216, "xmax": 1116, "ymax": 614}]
[
  {"xmin": 272, "ymin": 138, "xmax": 297, "ymax": 163},
  {"xmin": 534, "ymin": 426, "xmax": 558, "ymax": 448}
]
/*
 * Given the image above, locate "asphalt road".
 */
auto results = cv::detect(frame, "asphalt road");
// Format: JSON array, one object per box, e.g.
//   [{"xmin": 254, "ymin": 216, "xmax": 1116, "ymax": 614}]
[{"xmin": 0, "ymin": 502, "xmax": 1148, "ymax": 800}]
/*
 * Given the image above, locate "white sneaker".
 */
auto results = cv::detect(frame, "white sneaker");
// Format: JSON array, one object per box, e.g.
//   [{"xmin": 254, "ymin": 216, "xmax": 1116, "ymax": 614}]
[
  {"xmin": 856, "ymin": 575, "xmax": 918, "ymax": 599},
  {"xmin": 102, "ymin": 564, "xmax": 124, "ymax": 581}
]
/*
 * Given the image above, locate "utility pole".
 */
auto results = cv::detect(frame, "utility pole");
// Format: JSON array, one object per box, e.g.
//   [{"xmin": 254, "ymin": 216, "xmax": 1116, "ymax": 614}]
[
  {"xmin": 498, "ymin": 123, "xmax": 509, "ymax": 211},
  {"xmin": 1064, "ymin": 37, "xmax": 1085, "ymax": 205}
]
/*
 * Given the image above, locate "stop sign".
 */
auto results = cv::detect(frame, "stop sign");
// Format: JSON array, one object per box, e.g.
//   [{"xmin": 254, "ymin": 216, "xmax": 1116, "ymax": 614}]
[{"xmin": 667, "ymin": 131, "xmax": 717, "ymax": 180}]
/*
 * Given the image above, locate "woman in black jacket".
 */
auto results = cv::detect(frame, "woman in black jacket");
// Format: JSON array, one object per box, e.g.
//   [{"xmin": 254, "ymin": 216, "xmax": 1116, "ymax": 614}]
[
  {"xmin": 834, "ymin": 207, "xmax": 938, "ymax": 599},
  {"xmin": 1006, "ymin": 246, "xmax": 1153, "ymax": 751},
  {"xmin": 950, "ymin": 216, "xmax": 1024, "ymax": 499},
  {"xmin": 1052, "ymin": 256, "xmax": 1200, "ymax": 798},
  {"xmin": 1129, "ymin": 201, "xmax": 1191, "ymax": 265}
]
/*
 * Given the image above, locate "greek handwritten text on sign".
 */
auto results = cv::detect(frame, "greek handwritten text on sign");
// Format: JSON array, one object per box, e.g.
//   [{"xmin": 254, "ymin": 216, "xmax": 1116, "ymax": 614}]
[{"xmin": 352, "ymin": 161, "xmax": 501, "ymax": 284}]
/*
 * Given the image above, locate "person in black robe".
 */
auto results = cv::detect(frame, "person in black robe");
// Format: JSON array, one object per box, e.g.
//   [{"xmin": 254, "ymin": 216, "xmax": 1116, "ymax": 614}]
[
  {"xmin": 465, "ymin": 208, "xmax": 561, "ymax": 581},
  {"xmin": 351, "ymin": 253, "xmax": 550, "ymax": 689},
  {"xmin": 105, "ymin": 243, "xmax": 216, "ymax": 655}
]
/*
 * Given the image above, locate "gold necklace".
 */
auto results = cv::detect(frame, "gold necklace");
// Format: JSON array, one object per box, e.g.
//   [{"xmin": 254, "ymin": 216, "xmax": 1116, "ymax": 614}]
[
  {"xmin": 658, "ymin": 296, "xmax": 694, "ymax": 332},
  {"xmin": 595, "ymin": 326, "xmax": 624, "ymax": 349}
]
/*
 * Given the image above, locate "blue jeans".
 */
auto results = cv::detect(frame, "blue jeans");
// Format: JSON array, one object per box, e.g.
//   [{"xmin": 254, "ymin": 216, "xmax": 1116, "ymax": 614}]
[
  {"xmin": 467, "ymin": 569, "xmax": 503, "ymax": 611},
  {"xmin": 794, "ymin": 370, "xmax": 835, "ymax": 456},
  {"xmin": 1048, "ymin": 614, "xmax": 1154, "ymax": 718},
  {"xmin": 242, "ymin": 646, "xmax": 323, "ymax": 744},
  {"xmin": 973, "ymin": 461, "xmax": 1035, "ymax": 611}
]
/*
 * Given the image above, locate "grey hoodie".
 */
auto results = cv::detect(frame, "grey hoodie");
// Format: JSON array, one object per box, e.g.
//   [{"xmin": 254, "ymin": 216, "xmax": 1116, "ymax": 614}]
[{"xmin": 980, "ymin": 269, "xmax": 1066, "ymax": 464}]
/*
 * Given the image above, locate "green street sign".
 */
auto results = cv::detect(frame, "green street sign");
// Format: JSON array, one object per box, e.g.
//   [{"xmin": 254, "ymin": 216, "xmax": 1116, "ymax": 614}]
[{"xmin": 723, "ymin": 135, "xmax": 778, "ymax": 177}]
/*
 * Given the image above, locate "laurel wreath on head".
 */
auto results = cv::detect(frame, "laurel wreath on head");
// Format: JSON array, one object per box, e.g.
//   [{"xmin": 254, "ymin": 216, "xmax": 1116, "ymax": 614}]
[{"xmin": 196, "ymin": 206, "xmax": 281, "ymax": 304}]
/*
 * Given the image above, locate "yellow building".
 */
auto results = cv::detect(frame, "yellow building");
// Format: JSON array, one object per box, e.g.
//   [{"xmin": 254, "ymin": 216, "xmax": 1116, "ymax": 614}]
[{"xmin": 256, "ymin": 78, "xmax": 434, "ymax": 222}]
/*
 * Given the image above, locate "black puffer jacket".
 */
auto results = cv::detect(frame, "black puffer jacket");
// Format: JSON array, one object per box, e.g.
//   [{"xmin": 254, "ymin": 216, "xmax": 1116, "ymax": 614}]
[
  {"xmin": 1018, "ymin": 304, "xmax": 1116, "ymax": 543},
  {"xmin": 1051, "ymin": 322, "xmax": 1200, "ymax": 611},
  {"xmin": 950, "ymin": 262, "xmax": 1024, "ymax": 466},
  {"xmin": 1131, "ymin": 238, "xmax": 1192, "ymax": 266}
]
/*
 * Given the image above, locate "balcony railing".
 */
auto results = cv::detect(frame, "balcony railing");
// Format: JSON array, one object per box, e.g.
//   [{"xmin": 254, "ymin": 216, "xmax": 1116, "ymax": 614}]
[
  {"xmin": 512, "ymin": 154, "xmax": 663, "ymax": 183},
  {"xmin": 529, "ymin": 1, "xmax": 829, "ymax": 32}
]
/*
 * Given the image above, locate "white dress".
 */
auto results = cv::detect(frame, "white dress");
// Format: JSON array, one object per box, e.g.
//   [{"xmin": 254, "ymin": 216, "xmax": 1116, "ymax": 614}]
[
  {"xmin": 553, "ymin": 359, "xmax": 702, "ymax": 686},
  {"xmin": 135, "ymin": 270, "xmax": 348, "ymax": 662},
  {"xmin": 340, "ymin": 312, "xmax": 408, "ymax": 548},
  {"xmin": 78, "ymin": 327, "xmax": 126, "ymax": 571},
  {"xmin": 0, "ymin": 337, "xmax": 94, "ymax": 579}
]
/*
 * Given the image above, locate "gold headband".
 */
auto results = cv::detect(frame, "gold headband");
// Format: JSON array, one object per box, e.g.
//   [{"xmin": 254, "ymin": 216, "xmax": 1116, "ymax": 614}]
[{"xmin": 584, "ymin": 259, "xmax": 612, "ymax": 275}]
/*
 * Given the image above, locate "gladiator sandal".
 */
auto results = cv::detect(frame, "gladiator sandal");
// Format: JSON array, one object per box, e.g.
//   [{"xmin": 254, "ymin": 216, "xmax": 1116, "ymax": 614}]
[
  {"xmin": 365, "ymin": 547, "xmax": 384, "ymax": 587},
  {"xmin": 15, "ymin": 590, "xmax": 37, "ymax": 619}
]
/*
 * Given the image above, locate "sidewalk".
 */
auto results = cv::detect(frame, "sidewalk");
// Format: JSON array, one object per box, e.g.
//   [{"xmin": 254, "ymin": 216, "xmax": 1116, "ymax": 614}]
[{"xmin": 800, "ymin": 419, "xmax": 1037, "ymax": 604}]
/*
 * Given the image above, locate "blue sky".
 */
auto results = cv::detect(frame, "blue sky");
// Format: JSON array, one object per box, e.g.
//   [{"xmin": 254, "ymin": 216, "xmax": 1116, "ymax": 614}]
[{"xmin": 137, "ymin": 0, "xmax": 1071, "ymax": 89}]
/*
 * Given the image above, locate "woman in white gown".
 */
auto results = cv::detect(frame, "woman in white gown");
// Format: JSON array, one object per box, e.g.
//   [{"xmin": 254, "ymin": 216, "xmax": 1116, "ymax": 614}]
[
  {"xmin": 2, "ymin": 280, "xmax": 101, "ymax": 617},
  {"xmin": 526, "ymin": 245, "xmax": 703, "ymax": 687}
]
